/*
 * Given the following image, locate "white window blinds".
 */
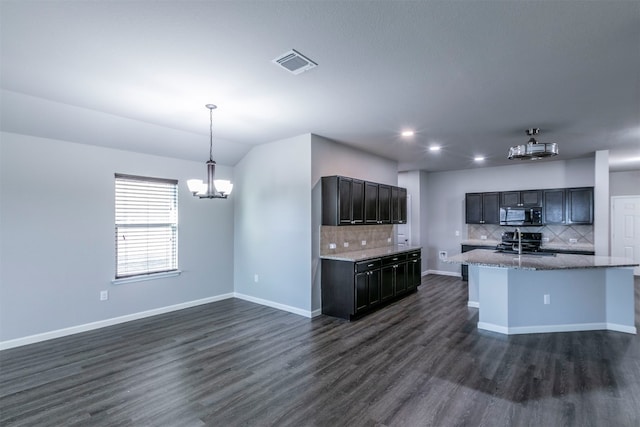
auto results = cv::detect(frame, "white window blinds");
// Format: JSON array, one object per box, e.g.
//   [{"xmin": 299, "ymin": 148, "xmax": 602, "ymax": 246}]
[{"xmin": 115, "ymin": 174, "xmax": 178, "ymax": 279}]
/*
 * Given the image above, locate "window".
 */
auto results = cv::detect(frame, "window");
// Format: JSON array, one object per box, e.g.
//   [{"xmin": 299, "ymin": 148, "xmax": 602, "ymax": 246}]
[{"xmin": 115, "ymin": 174, "xmax": 178, "ymax": 279}]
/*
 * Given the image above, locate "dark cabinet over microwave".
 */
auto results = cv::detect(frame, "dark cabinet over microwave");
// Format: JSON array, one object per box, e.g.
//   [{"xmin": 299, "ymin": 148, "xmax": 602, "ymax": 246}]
[
  {"xmin": 322, "ymin": 176, "xmax": 407, "ymax": 226},
  {"xmin": 500, "ymin": 190, "xmax": 542, "ymax": 207}
]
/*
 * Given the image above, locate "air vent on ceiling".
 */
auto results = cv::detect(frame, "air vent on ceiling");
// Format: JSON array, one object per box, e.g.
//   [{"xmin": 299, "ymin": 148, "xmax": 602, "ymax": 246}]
[{"xmin": 272, "ymin": 49, "xmax": 317, "ymax": 75}]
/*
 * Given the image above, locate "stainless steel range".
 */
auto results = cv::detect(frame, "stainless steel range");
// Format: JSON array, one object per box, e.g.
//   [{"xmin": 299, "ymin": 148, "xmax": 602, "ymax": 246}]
[{"xmin": 495, "ymin": 231, "xmax": 543, "ymax": 254}]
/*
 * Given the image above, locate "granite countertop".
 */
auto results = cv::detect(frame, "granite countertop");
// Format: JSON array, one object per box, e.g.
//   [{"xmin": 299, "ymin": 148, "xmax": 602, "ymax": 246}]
[
  {"xmin": 445, "ymin": 249, "xmax": 638, "ymax": 271},
  {"xmin": 320, "ymin": 245, "xmax": 422, "ymax": 262}
]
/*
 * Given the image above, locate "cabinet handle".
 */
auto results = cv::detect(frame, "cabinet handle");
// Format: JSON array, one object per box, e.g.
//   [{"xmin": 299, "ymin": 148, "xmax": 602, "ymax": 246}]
[{"xmin": 368, "ymin": 263, "xmax": 375, "ymax": 267}]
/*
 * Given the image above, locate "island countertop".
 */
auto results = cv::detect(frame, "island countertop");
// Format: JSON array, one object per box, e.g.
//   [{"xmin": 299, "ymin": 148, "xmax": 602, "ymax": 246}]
[
  {"xmin": 320, "ymin": 245, "xmax": 422, "ymax": 262},
  {"xmin": 445, "ymin": 249, "xmax": 638, "ymax": 271}
]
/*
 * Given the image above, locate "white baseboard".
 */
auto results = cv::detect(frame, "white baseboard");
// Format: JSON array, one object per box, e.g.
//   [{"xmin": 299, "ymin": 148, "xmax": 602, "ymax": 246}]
[
  {"xmin": 1, "ymin": 292, "xmax": 318, "ymax": 351},
  {"xmin": 467, "ymin": 301, "xmax": 479, "ymax": 308},
  {"xmin": 0, "ymin": 293, "xmax": 235, "ymax": 351},
  {"xmin": 234, "ymin": 293, "xmax": 314, "ymax": 318},
  {"xmin": 606, "ymin": 323, "xmax": 637, "ymax": 334},
  {"xmin": 478, "ymin": 321, "xmax": 637, "ymax": 335},
  {"xmin": 426, "ymin": 269, "xmax": 461, "ymax": 277}
]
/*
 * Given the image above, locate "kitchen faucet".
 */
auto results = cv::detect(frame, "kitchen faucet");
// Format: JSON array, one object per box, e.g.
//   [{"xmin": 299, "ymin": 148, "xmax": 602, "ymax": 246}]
[{"xmin": 514, "ymin": 227, "xmax": 522, "ymax": 255}]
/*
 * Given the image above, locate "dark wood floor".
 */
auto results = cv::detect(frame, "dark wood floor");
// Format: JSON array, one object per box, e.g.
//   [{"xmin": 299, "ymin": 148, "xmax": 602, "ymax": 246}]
[{"xmin": 2, "ymin": 275, "xmax": 640, "ymax": 427}]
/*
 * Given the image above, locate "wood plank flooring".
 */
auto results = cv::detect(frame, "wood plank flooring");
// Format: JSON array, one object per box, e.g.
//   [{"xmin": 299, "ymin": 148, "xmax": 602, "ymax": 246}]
[{"xmin": 1, "ymin": 275, "xmax": 640, "ymax": 426}]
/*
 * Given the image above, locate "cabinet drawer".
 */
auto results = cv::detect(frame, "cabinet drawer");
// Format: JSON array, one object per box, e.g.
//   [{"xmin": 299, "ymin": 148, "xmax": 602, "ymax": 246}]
[
  {"xmin": 356, "ymin": 259, "xmax": 381, "ymax": 273},
  {"xmin": 407, "ymin": 250, "xmax": 421, "ymax": 260},
  {"xmin": 382, "ymin": 253, "xmax": 407, "ymax": 266}
]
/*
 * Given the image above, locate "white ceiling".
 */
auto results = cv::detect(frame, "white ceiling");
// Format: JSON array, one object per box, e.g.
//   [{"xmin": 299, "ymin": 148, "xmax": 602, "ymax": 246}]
[{"xmin": 1, "ymin": 1, "xmax": 639, "ymax": 172}]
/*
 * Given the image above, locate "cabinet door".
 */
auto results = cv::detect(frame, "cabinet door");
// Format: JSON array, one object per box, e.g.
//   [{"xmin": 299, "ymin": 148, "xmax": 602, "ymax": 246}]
[
  {"xmin": 394, "ymin": 262, "xmax": 407, "ymax": 294},
  {"xmin": 355, "ymin": 272, "xmax": 369, "ymax": 312},
  {"xmin": 381, "ymin": 265, "xmax": 395, "ymax": 302},
  {"xmin": 364, "ymin": 181, "xmax": 379, "ymax": 224},
  {"xmin": 482, "ymin": 192, "xmax": 500, "ymax": 224},
  {"xmin": 378, "ymin": 184, "xmax": 392, "ymax": 224},
  {"xmin": 368, "ymin": 269, "xmax": 381, "ymax": 306},
  {"xmin": 543, "ymin": 189, "xmax": 565, "ymax": 224},
  {"xmin": 407, "ymin": 258, "xmax": 421, "ymax": 290},
  {"xmin": 521, "ymin": 190, "xmax": 542, "ymax": 207},
  {"xmin": 391, "ymin": 187, "xmax": 400, "ymax": 223},
  {"xmin": 338, "ymin": 177, "xmax": 353, "ymax": 225},
  {"xmin": 398, "ymin": 187, "xmax": 407, "ymax": 224},
  {"xmin": 567, "ymin": 187, "xmax": 593, "ymax": 224},
  {"xmin": 465, "ymin": 193, "xmax": 483, "ymax": 224},
  {"xmin": 351, "ymin": 179, "xmax": 365, "ymax": 224},
  {"xmin": 501, "ymin": 192, "xmax": 520, "ymax": 207}
]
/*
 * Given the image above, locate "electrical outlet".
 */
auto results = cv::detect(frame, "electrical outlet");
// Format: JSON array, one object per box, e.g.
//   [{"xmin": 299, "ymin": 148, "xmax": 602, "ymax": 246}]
[
  {"xmin": 544, "ymin": 294, "xmax": 550, "ymax": 305},
  {"xmin": 480, "ymin": 235, "xmax": 487, "ymax": 240},
  {"xmin": 542, "ymin": 237, "xmax": 549, "ymax": 243},
  {"xmin": 329, "ymin": 243, "xmax": 337, "ymax": 249},
  {"xmin": 254, "ymin": 274, "xmax": 259, "ymax": 283},
  {"xmin": 387, "ymin": 238, "xmax": 392, "ymax": 243},
  {"xmin": 569, "ymin": 238, "xmax": 578, "ymax": 244},
  {"xmin": 343, "ymin": 242, "xmax": 349, "ymax": 248},
  {"xmin": 100, "ymin": 290, "xmax": 108, "ymax": 301},
  {"xmin": 439, "ymin": 251, "xmax": 447, "ymax": 261},
  {"xmin": 361, "ymin": 240, "xmax": 367, "ymax": 246},
  {"xmin": 455, "ymin": 230, "xmax": 460, "ymax": 237}
]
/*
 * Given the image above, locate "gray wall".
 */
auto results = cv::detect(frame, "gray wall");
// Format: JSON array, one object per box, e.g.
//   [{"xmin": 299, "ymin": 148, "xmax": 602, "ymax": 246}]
[
  {"xmin": 233, "ymin": 134, "xmax": 313, "ymax": 312},
  {"xmin": 610, "ymin": 170, "xmax": 640, "ymax": 196},
  {"xmin": 423, "ymin": 158, "xmax": 595, "ymax": 274},
  {"xmin": 0, "ymin": 132, "xmax": 234, "ymax": 342},
  {"xmin": 311, "ymin": 134, "xmax": 399, "ymax": 311}
]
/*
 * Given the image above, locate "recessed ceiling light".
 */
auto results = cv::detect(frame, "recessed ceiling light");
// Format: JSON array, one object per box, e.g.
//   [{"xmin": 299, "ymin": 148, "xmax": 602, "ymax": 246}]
[
  {"xmin": 401, "ymin": 130, "xmax": 414, "ymax": 137},
  {"xmin": 474, "ymin": 156, "xmax": 485, "ymax": 162},
  {"xmin": 429, "ymin": 145, "xmax": 441, "ymax": 152}
]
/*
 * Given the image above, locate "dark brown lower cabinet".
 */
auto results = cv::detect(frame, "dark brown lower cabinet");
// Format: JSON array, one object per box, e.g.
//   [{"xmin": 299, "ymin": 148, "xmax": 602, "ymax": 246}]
[{"xmin": 322, "ymin": 249, "xmax": 421, "ymax": 320}]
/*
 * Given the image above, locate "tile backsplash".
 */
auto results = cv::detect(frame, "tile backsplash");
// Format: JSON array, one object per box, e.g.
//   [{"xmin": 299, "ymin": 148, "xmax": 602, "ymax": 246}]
[
  {"xmin": 320, "ymin": 225, "xmax": 395, "ymax": 256},
  {"xmin": 467, "ymin": 224, "xmax": 594, "ymax": 246}
]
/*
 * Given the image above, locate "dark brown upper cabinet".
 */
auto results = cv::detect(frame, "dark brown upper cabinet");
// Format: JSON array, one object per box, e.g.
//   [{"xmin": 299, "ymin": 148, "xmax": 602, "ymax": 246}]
[
  {"xmin": 566, "ymin": 187, "xmax": 594, "ymax": 224},
  {"xmin": 392, "ymin": 187, "xmax": 407, "ymax": 224},
  {"xmin": 323, "ymin": 176, "xmax": 407, "ymax": 226},
  {"xmin": 377, "ymin": 184, "xmax": 392, "ymax": 224},
  {"xmin": 465, "ymin": 192, "xmax": 500, "ymax": 224},
  {"xmin": 322, "ymin": 176, "xmax": 364, "ymax": 226},
  {"xmin": 364, "ymin": 181, "xmax": 379, "ymax": 224},
  {"xmin": 543, "ymin": 188, "xmax": 566, "ymax": 224},
  {"xmin": 500, "ymin": 190, "xmax": 542, "ymax": 207},
  {"xmin": 468, "ymin": 187, "xmax": 594, "ymax": 226}
]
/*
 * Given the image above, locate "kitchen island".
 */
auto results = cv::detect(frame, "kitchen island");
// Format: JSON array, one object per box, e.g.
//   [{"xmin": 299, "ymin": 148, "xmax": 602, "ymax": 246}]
[{"xmin": 446, "ymin": 249, "xmax": 638, "ymax": 335}]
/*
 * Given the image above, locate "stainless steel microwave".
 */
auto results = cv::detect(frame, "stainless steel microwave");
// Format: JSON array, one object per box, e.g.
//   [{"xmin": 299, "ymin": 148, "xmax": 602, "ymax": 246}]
[{"xmin": 499, "ymin": 207, "xmax": 543, "ymax": 226}]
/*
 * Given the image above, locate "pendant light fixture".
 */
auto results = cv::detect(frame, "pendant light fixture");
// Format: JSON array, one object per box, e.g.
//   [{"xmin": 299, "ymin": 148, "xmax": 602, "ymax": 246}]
[
  {"xmin": 508, "ymin": 128, "xmax": 559, "ymax": 160},
  {"xmin": 187, "ymin": 104, "xmax": 233, "ymax": 198}
]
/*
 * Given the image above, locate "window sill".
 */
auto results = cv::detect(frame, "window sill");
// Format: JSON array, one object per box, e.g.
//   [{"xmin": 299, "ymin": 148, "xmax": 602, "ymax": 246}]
[{"xmin": 112, "ymin": 270, "xmax": 182, "ymax": 285}]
